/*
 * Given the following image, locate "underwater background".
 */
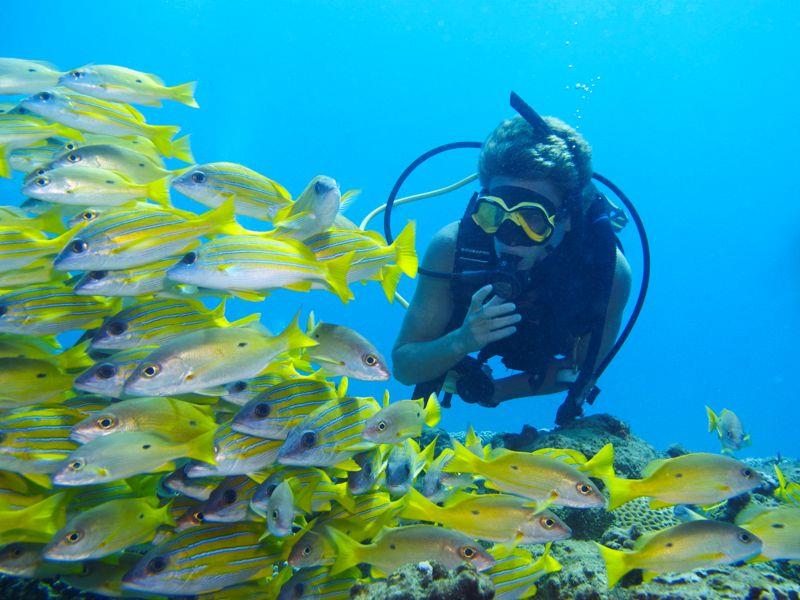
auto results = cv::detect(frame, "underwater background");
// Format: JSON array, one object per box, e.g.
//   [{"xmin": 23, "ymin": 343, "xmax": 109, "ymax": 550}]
[{"xmin": 2, "ymin": 0, "xmax": 799, "ymax": 458}]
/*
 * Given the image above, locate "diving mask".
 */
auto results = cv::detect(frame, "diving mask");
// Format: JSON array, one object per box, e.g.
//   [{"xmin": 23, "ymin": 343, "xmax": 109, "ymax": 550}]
[{"xmin": 471, "ymin": 185, "xmax": 565, "ymax": 245}]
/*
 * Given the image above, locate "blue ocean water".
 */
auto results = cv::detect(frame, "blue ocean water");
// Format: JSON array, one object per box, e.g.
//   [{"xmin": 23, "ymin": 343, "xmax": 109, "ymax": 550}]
[{"xmin": 2, "ymin": 0, "xmax": 798, "ymax": 458}]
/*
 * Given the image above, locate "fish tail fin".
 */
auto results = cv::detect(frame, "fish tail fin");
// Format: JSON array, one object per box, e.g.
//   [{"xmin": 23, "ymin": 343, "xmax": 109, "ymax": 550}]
[
  {"xmin": 418, "ymin": 437, "xmax": 438, "ymax": 471},
  {"xmin": 211, "ymin": 298, "xmax": 227, "ymax": 322},
  {"xmin": 184, "ymin": 428, "xmax": 217, "ymax": 465},
  {"xmin": 444, "ymin": 439, "xmax": 485, "ymax": 475},
  {"xmin": 604, "ymin": 475, "xmax": 640, "ymax": 511},
  {"xmin": 582, "ymin": 443, "xmax": 616, "ymax": 483},
  {"xmin": 325, "ymin": 526, "xmax": 364, "ymax": 576},
  {"xmin": 280, "ymin": 313, "xmax": 318, "ymax": 352},
  {"xmin": 228, "ymin": 312, "xmax": 261, "ymax": 328},
  {"xmin": 705, "ymin": 405, "xmax": 718, "ymax": 433},
  {"xmin": 379, "ymin": 264, "xmax": 402, "ymax": 303},
  {"xmin": 168, "ymin": 134, "xmax": 195, "ymax": 163},
  {"xmin": 423, "ymin": 393, "xmax": 441, "ymax": 428},
  {"xmin": 147, "ymin": 176, "xmax": 172, "ymax": 206},
  {"xmin": 21, "ymin": 492, "xmax": 69, "ymax": 537},
  {"xmin": 148, "ymin": 124, "xmax": 181, "ymax": 158},
  {"xmin": 170, "ymin": 81, "xmax": 199, "ymax": 108},
  {"xmin": 324, "ymin": 251, "xmax": 354, "ymax": 303},
  {"xmin": 56, "ymin": 340, "xmax": 94, "ymax": 371},
  {"xmin": 401, "ymin": 486, "xmax": 441, "ymax": 523},
  {"xmin": 197, "ymin": 197, "xmax": 238, "ymax": 234},
  {"xmin": 595, "ymin": 543, "xmax": 632, "ymax": 589},
  {"xmin": 0, "ymin": 149, "xmax": 11, "ymax": 178},
  {"xmin": 392, "ymin": 221, "xmax": 418, "ymax": 277},
  {"xmin": 158, "ymin": 500, "xmax": 177, "ymax": 527},
  {"xmin": 538, "ymin": 542, "xmax": 563, "ymax": 575},
  {"xmin": 34, "ymin": 205, "xmax": 65, "ymax": 233}
]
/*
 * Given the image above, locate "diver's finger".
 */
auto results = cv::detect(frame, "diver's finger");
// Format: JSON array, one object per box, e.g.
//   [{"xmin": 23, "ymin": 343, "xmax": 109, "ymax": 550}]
[
  {"xmin": 483, "ymin": 302, "xmax": 516, "ymax": 318},
  {"xmin": 469, "ymin": 285, "xmax": 493, "ymax": 311},
  {"xmin": 490, "ymin": 313, "xmax": 522, "ymax": 330},
  {"xmin": 485, "ymin": 326, "xmax": 517, "ymax": 343},
  {"xmin": 483, "ymin": 293, "xmax": 505, "ymax": 308}
]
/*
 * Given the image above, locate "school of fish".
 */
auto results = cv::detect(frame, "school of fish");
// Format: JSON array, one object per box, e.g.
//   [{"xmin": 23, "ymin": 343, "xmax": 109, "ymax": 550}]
[{"xmin": 0, "ymin": 56, "xmax": 797, "ymax": 598}]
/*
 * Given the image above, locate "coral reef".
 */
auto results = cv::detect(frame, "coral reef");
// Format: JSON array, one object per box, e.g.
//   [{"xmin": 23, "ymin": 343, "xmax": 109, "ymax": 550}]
[{"xmin": 351, "ymin": 561, "xmax": 494, "ymax": 600}]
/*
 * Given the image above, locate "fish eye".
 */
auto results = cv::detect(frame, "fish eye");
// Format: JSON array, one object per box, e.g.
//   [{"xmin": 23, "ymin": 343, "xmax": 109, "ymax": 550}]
[
  {"xmin": 576, "ymin": 483, "xmax": 593, "ymax": 495},
  {"xmin": 191, "ymin": 171, "xmax": 206, "ymax": 184},
  {"xmin": 459, "ymin": 545, "xmax": 477, "ymax": 559},
  {"xmin": 738, "ymin": 532, "xmax": 753, "ymax": 543},
  {"xmin": 254, "ymin": 403, "xmax": 271, "ymax": 419},
  {"xmin": 741, "ymin": 468, "xmax": 754, "ymax": 479},
  {"xmin": 95, "ymin": 365, "xmax": 117, "ymax": 380},
  {"xmin": 364, "ymin": 354, "xmax": 378, "ymax": 366},
  {"xmin": 541, "ymin": 517, "xmax": 556, "ymax": 528},
  {"xmin": 271, "ymin": 509, "xmax": 280, "ymax": 520},
  {"xmin": 181, "ymin": 251, "xmax": 197, "ymax": 265},
  {"xmin": 106, "ymin": 320, "xmax": 128, "ymax": 336},
  {"xmin": 67, "ymin": 153, "xmax": 80, "ymax": 163},
  {"xmin": 141, "ymin": 363, "xmax": 160, "ymax": 378},
  {"xmin": 68, "ymin": 458, "xmax": 85, "ymax": 471},
  {"xmin": 146, "ymin": 556, "xmax": 167, "ymax": 574},
  {"xmin": 230, "ymin": 381, "xmax": 247, "ymax": 393},
  {"xmin": 96, "ymin": 415, "xmax": 116, "ymax": 429},
  {"xmin": 65, "ymin": 143, "xmax": 77, "ymax": 151},
  {"xmin": 81, "ymin": 210, "xmax": 97, "ymax": 221},
  {"xmin": 300, "ymin": 431, "xmax": 317, "ymax": 449},
  {"xmin": 38, "ymin": 91, "xmax": 52, "ymax": 101},
  {"xmin": 70, "ymin": 70, "xmax": 85, "ymax": 79},
  {"xmin": 36, "ymin": 176, "xmax": 49, "ymax": 187},
  {"xmin": 70, "ymin": 239, "xmax": 88, "ymax": 254},
  {"xmin": 377, "ymin": 420, "xmax": 387, "ymax": 431},
  {"xmin": 302, "ymin": 546, "xmax": 312, "ymax": 556},
  {"xmin": 222, "ymin": 489, "xmax": 237, "ymax": 504},
  {"xmin": 89, "ymin": 270, "xmax": 107, "ymax": 281},
  {"xmin": 34, "ymin": 168, "xmax": 47, "ymax": 177},
  {"xmin": 65, "ymin": 530, "xmax": 83, "ymax": 544},
  {"xmin": 192, "ymin": 511, "xmax": 204, "ymax": 523}
]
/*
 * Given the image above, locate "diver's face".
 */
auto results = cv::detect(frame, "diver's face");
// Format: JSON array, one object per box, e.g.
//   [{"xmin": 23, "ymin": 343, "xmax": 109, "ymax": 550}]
[{"xmin": 489, "ymin": 176, "xmax": 569, "ymax": 269}]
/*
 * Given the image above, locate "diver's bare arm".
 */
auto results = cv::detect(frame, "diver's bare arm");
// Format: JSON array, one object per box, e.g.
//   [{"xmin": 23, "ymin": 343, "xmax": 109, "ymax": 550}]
[
  {"xmin": 392, "ymin": 224, "xmax": 465, "ymax": 385},
  {"xmin": 492, "ymin": 249, "xmax": 632, "ymax": 403}
]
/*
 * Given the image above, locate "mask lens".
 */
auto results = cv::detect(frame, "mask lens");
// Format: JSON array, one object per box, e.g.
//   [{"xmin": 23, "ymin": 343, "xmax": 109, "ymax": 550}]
[{"xmin": 472, "ymin": 200, "xmax": 505, "ymax": 233}]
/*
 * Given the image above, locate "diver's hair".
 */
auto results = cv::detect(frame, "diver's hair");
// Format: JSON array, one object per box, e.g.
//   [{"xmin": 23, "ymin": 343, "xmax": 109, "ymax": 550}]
[{"xmin": 478, "ymin": 115, "xmax": 593, "ymax": 204}]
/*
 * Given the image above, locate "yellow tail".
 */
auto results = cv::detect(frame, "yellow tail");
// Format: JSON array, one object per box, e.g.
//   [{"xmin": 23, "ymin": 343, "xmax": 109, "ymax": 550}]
[
  {"xmin": 148, "ymin": 124, "xmax": 181, "ymax": 158},
  {"xmin": 195, "ymin": 197, "xmax": 239, "ymax": 235},
  {"xmin": 0, "ymin": 149, "xmax": 11, "ymax": 178},
  {"xmin": 56, "ymin": 340, "xmax": 94, "ymax": 371},
  {"xmin": 324, "ymin": 251, "xmax": 354, "ymax": 303},
  {"xmin": 424, "ymin": 393, "xmax": 441, "ymax": 428},
  {"xmin": 581, "ymin": 443, "xmax": 616, "ymax": 483},
  {"xmin": 184, "ymin": 428, "xmax": 218, "ymax": 466},
  {"xmin": 537, "ymin": 542, "xmax": 563, "ymax": 575},
  {"xmin": 595, "ymin": 542, "xmax": 632, "ymax": 589},
  {"xmin": 604, "ymin": 474, "xmax": 641, "ymax": 511},
  {"xmin": 705, "ymin": 405, "xmax": 718, "ymax": 433},
  {"xmin": 392, "ymin": 221, "xmax": 418, "ymax": 277},
  {"xmin": 147, "ymin": 176, "xmax": 172, "ymax": 206},
  {"xmin": 379, "ymin": 264, "xmax": 402, "ymax": 302},
  {"xmin": 401, "ymin": 486, "xmax": 443, "ymax": 524},
  {"xmin": 32, "ymin": 205, "xmax": 66, "ymax": 234},
  {"xmin": 443, "ymin": 439, "xmax": 486, "ymax": 475},
  {"xmin": 280, "ymin": 313, "xmax": 318, "ymax": 352},
  {"xmin": 170, "ymin": 81, "xmax": 199, "ymax": 108},
  {"xmin": 326, "ymin": 525, "xmax": 366, "ymax": 576},
  {"xmin": 17, "ymin": 493, "xmax": 69, "ymax": 539}
]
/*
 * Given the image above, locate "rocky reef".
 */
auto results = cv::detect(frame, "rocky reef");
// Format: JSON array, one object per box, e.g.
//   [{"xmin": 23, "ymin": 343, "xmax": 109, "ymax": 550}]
[{"xmin": 351, "ymin": 561, "xmax": 494, "ymax": 600}]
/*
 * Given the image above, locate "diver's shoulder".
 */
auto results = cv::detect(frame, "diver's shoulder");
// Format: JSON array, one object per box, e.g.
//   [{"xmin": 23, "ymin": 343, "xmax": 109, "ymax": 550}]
[{"xmin": 422, "ymin": 221, "xmax": 459, "ymax": 272}]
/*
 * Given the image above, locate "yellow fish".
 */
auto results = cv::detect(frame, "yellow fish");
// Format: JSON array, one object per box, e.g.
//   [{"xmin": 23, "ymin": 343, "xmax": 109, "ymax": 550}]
[
  {"xmin": 604, "ymin": 453, "xmax": 763, "ymax": 510},
  {"xmin": 735, "ymin": 503, "xmax": 800, "ymax": 561},
  {"xmin": 773, "ymin": 465, "xmax": 800, "ymax": 506},
  {"xmin": 596, "ymin": 520, "xmax": 761, "ymax": 589}
]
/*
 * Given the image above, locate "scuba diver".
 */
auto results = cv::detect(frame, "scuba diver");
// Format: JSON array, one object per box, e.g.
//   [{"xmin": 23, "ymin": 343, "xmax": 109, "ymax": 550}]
[{"xmin": 390, "ymin": 93, "xmax": 647, "ymax": 425}]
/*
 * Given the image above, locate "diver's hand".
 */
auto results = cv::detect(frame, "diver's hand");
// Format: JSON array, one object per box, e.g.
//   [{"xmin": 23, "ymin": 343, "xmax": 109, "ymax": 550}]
[{"xmin": 454, "ymin": 285, "xmax": 521, "ymax": 354}]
